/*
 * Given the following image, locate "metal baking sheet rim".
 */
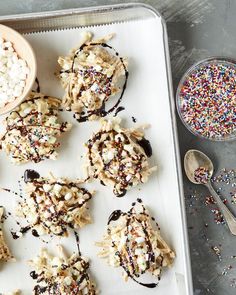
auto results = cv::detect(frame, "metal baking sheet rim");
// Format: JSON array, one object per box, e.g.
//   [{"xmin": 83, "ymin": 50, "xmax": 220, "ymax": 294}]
[{"xmin": 0, "ymin": 3, "xmax": 194, "ymax": 294}]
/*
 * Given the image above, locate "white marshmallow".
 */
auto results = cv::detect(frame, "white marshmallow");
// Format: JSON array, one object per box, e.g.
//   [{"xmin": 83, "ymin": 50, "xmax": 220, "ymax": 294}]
[
  {"xmin": 0, "ymin": 38, "xmax": 29, "ymax": 106},
  {"xmin": 64, "ymin": 192, "xmax": 72, "ymax": 201}
]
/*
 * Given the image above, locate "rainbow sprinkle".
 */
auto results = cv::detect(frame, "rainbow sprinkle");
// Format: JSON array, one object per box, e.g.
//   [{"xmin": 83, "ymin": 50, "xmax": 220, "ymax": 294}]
[
  {"xmin": 178, "ymin": 59, "xmax": 236, "ymax": 140},
  {"xmin": 194, "ymin": 166, "xmax": 210, "ymax": 184}
]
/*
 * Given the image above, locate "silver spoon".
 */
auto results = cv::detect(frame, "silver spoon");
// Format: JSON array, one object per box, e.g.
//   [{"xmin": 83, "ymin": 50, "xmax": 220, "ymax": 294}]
[{"xmin": 184, "ymin": 149, "xmax": 236, "ymax": 235}]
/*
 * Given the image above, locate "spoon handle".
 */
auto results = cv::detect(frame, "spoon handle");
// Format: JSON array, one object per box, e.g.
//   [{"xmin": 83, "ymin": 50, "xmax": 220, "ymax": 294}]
[{"xmin": 206, "ymin": 182, "xmax": 236, "ymax": 235}]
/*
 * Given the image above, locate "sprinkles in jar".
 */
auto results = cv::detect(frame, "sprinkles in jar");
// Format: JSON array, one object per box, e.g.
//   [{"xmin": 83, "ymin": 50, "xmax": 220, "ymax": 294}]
[{"xmin": 177, "ymin": 58, "xmax": 236, "ymax": 141}]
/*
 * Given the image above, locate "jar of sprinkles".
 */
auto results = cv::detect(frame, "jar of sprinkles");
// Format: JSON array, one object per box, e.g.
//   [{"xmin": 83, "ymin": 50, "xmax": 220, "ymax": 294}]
[{"xmin": 176, "ymin": 57, "xmax": 236, "ymax": 141}]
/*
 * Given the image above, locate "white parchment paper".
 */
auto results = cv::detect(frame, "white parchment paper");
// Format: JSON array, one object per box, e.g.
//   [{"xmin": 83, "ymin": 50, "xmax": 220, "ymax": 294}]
[{"xmin": 0, "ymin": 17, "xmax": 188, "ymax": 294}]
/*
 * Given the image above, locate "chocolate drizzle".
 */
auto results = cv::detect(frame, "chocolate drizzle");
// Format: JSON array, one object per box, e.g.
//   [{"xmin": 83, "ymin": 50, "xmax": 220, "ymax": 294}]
[
  {"xmin": 108, "ymin": 210, "xmax": 123, "ymax": 224},
  {"xmin": 132, "ymin": 116, "xmax": 137, "ymax": 123},
  {"xmin": 137, "ymin": 138, "xmax": 152, "ymax": 158},
  {"xmin": 63, "ymin": 41, "xmax": 129, "ymax": 122},
  {"xmin": 74, "ymin": 231, "xmax": 81, "ymax": 256},
  {"xmin": 11, "ymin": 225, "xmax": 31, "ymax": 239},
  {"xmin": 35, "ymin": 77, "xmax": 40, "ymax": 93},
  {"xmin": 33, "ymin": 285, "xmax": 47, "ymax": 294},
  {"xmin": 24, "ymin": 169, "xmax": 40, "ymax": 183},
  {"xmin": 114, "ymin": 106, "xmax": 125, "ymax": 117},
  {"xmin": 30, "ymin": 271, "xmax": 38, "ymax": 280},
  {"xmin": 116, "ymin": 189, "xmax": 127, "ymax": 198},
  {"xmin": 32, "ymin": 229, "xmax": 40, "ymax": 237}
]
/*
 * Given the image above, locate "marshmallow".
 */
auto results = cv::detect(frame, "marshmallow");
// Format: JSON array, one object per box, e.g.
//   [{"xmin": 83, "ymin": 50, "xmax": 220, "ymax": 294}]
[{"xmin": 0, "ymin": 38, "xmax": 29, "ymax": 107}]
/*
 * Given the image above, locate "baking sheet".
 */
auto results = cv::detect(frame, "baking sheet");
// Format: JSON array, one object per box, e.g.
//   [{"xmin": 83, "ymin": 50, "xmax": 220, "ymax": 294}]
[{"xmin": 0, "ymin": 17, "xmax": 188, "ymax": 294}]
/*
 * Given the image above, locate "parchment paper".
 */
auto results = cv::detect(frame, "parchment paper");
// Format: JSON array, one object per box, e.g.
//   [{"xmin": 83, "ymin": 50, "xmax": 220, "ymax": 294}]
[{"xmin": 0, "ymin": 18, "xmax": 187, "ymax": 294}]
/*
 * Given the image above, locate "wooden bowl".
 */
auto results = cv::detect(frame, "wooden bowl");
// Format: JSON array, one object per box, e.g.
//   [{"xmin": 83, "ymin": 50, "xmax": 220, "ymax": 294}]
[{"xmin": 0, "ymin": 24, "xmax": 37, "ymax": 115}]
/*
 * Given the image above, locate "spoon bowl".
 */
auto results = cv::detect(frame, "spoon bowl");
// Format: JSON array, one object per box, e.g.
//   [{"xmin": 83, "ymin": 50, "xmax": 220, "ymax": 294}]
[
  {"xmin": 184, "ymin": 149, "xmax": 236, "ymax": 235},
  {"xmin": 184, "ymin": 149, "xmax": 213, "ymax": 184},
  {"xmin": 0, "ymin": 24, "xmax": 37, "ymax": 115}
]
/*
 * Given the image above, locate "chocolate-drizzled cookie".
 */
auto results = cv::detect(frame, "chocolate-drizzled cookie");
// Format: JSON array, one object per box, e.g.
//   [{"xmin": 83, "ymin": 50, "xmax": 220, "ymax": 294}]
[
  {"xmin": 0, "ymin": 92, "xmax": 72, "ymax": 164},
  {"xmin": 85, "ymin": 118, "xmax": 156, "ymax": 197},
  {"xmin": 58, "ymin": 32, "xmax": 128, "ymax": 122},
  {"xmin": 96, "ymin": 200, "xmax": 175, "ymax": 287},
  {"xmin": 29, "ymin": 246, "xmax": 97, "ymax": 295},
  {"xmin": 14, "ymin": 170, "xmax": 94, "ymax": 238}
]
